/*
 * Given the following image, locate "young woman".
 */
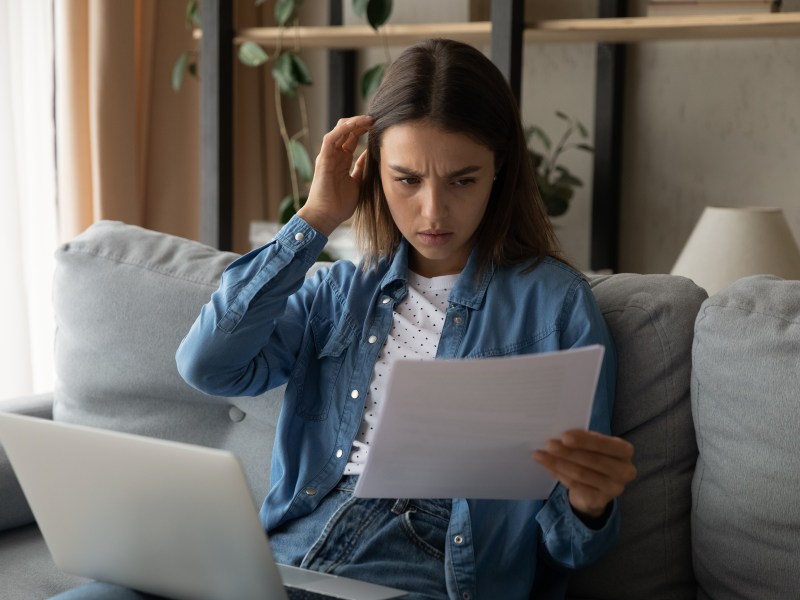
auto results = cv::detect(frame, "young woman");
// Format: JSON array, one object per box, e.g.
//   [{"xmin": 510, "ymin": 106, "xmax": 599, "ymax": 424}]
[{"xmin": 55, "ymin": 39, "xmax": 635, "ymax": 600}]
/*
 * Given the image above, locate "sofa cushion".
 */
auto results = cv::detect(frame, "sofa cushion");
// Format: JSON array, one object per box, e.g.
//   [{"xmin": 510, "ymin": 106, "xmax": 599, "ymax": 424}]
[
  {"xmin": 691, "ymin": 275, "xmax": 800, "ymax": 600},
  {"xmin": 0, "ymin": 523, "xmax": 87, "ymax": 599},
  {"xmin": 567, "ymin": 274, "xmax": 706, "ymax": 600},
  {"xmin": 53, "ymin": 221, "xmax": 283, "ymax": 499}
]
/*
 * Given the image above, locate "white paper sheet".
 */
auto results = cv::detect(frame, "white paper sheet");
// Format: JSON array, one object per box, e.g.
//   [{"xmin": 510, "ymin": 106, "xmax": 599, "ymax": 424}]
[{"xmin": 353, "ymin": 345, "xmax": 605, "ymax": 500}]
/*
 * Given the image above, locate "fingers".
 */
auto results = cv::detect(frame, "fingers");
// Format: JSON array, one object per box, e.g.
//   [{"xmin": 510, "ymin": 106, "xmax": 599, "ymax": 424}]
[
  {"xmin": 300, "ymin": 117, "xmax": 373, "ymax": 236},
  {"xmin": 533, "ymin": 430, "xmax": 637, "ymax": 518},
  {"xmin": 561, "ymin": 430, "xmax": 634, "ymax": 461},
  {"xmin": 322, "ymin": 115, "xmax": 373, "ymax": 154},
  {"xmin": 351, "ymin": 149, "xmax": 369, "ymax": 182},
  {"xmin": 534, "ymin": 432, "xmax": 636, "ymax": 484}
]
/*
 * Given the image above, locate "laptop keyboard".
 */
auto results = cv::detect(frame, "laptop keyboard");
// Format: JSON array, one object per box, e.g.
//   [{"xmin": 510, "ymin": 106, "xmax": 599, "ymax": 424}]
[{"xmin": 285, "ymin": 586, "xmax": 345, "ymax": 600}]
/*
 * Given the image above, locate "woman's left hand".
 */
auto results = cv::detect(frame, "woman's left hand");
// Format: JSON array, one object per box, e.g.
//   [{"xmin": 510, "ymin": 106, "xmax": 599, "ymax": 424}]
[{"xmin": 533, "ymin": 430, "xmax": 636, "ymax": 522}]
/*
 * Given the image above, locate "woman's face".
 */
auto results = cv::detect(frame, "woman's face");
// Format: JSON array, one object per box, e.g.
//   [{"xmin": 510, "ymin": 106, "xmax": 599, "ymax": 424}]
[{"xmin": 379, "ymin": 121, "xmax": 495, "ymax": 277}]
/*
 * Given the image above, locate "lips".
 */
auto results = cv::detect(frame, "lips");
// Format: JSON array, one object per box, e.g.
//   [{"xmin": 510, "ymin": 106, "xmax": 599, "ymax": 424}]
[{"xmin": 418, "ymin": 230, "xmax": 453, "ymax": 247}]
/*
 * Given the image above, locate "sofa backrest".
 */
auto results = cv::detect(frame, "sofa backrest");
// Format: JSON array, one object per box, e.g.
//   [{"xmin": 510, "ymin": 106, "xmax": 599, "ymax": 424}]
[
  {"xmin": 691, "ymin": 275, "xmax": 800, "ymax": 600},
  {"xmin": 567, "ymin": 273, "xmax": 707, "ymax": 600},
  {"xmin": 54, "ymin": 222, "xmax": 708, "ymax": 599},
  {"xmin": 53, "ymin": 221, "xmax": 284, "ymax": 500}
]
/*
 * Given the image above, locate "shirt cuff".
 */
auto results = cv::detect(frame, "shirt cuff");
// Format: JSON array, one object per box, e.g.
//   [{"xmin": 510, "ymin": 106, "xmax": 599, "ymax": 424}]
[{"xmin": 535, "ymin": 484, "xmax": 620, "ymax": 570}]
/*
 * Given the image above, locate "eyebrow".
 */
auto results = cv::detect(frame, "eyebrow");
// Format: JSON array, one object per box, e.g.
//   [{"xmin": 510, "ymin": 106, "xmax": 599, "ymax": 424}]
[{"xmin": 387, "ymin": 164, "xmax": 484, "ymax": 179}]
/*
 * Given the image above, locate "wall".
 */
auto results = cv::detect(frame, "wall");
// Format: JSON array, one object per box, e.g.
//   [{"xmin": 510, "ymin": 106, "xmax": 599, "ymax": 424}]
[{"xmin": 620, "ymin": 18, "xmax": 800, "ymax": 273}]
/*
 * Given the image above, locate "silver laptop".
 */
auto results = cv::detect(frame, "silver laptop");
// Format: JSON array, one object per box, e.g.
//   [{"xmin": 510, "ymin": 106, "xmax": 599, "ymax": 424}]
[{"xmin": 0, "ymin": 412, "xmax": 406, "ymax": 600}]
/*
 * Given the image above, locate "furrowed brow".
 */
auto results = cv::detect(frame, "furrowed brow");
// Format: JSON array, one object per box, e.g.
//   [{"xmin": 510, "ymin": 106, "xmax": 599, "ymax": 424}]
[
  {"xmin": 388, "ymin": 164, "xmax": 423, "ymax": 178},
  {"xmin": 387, "ymin": 164, "xmax": 483, "ymax": 178}
]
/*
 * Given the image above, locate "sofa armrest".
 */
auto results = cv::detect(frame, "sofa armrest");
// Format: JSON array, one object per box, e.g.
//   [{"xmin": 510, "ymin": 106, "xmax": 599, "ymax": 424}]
[
  {"xmin": 0, "ymin": 392, "xmax": 54, "ymax": 531},
  {"xmin": 1, "ymin": 392, "xmax": 54, "ymax": 419}
]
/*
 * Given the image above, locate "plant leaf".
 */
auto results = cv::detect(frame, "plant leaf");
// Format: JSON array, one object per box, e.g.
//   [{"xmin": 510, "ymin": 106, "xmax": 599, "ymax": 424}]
[
  {"xmin": 238, "ymin": 41, "xmax": 269, "ymax": 67},
  {"xmin": 576, "ymin": 120, "xmax": 589, "ymax": 138},
  {"xmin": 185, "ymin": 0, "xmax": 200, "ymax": 29},
  {"xmin": 554, "ymin": 167, "xmax": 583, "ymax": 188},
  {"xmin": 272, "ymin": 53, "xmax": 297, "ymax": 96},
  {"xmin": 272, "ymin": 51, "xmax": 312, "ymax": 96},
  {"xmin": 366, "ymin": 0, "xmax": 393, "ymax": 30},
  {"xmin": 352, "ymin": 0, "xmax": 369, "ymax": 17},
  {"xmin": 275, "ymin": 0, "xmax": 299, "ymax": 27},
  {"xmin": 289, "ymin": 52, "xmax": 313, "ymax": 86},
  {"xmin": 555, "ymin": 110, "xmax": 570, "ymax": 122},
  {"xmin": 541, "ymin": 184, "xmax": 573, "ymax": 217},
  {"xmin": 527, "ymin": 125, "xmax": 551, "ymax": 150},
  {"xmin": 576, "ymin": 143, "xmax": 594, "ymax": 153},
  {"xmin": 172, "ymin": 52, "xmax": 188, "ymax": 92},
  {"xmin": 279, "ymin": 194, "xmax": 307, "ymax": 223},
  {"xmin": 528, "ymin": 150, "xmax": 544, "ymax": 170},
  {"xmin": 360, "ymin": 63, "xmax": 387, "ymax": 100},
  {"xmin": 289, "ymin": 139, "xmax": 314, "ymax": 182}
]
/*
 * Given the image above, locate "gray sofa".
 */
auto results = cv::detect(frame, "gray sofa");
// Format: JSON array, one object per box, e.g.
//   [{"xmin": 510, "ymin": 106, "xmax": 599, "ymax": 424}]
[{"xmin": 1, "ymin": 221, "xmax": 798, "ymax": 599}]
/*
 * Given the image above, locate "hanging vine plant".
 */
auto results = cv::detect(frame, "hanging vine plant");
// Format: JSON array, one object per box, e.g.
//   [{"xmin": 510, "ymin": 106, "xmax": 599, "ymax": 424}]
[{"xmin": 173, "ymin": 0, "xmax": 394, "ymax": 225}]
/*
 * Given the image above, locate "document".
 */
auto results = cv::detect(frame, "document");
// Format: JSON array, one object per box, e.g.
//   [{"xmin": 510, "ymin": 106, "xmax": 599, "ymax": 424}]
[{"xmin": 353, "ymin": 345, "xmax": 605, "ymax": 500}]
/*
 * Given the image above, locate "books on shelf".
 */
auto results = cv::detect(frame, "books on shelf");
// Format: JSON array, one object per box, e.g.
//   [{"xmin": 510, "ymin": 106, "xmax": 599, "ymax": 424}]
[{"xmin": 648, "ymin": 0, "xmax": 781, "ymax": 15}]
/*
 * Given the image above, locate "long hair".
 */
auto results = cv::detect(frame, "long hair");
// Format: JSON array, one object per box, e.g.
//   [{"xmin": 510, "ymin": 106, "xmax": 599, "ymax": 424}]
[{"xmin": 354, "ymin": 38, "xmax": 567, "ymax": 274}]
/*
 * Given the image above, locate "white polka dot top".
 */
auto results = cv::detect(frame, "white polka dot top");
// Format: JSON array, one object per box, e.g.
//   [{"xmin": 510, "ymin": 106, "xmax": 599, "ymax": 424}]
[{"xmin": 344, "ymin": 270, "xmax": 460, "ymax": 474}]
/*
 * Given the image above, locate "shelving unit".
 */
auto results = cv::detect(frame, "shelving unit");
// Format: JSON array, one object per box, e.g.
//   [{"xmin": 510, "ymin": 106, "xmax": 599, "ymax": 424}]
[
  {"xmin": 199, "ymin": 0, "xmax": 800, "ymax": 269},
  {"xmin": 232, "ymin": 13, "xmax": 800, "ymax": 47}
]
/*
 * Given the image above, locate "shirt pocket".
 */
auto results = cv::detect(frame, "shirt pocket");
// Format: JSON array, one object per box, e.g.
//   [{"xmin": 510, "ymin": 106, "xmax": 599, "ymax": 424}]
[{"xmin": 291, "ymin": 314, "xmax": 356, "ymax": 421}]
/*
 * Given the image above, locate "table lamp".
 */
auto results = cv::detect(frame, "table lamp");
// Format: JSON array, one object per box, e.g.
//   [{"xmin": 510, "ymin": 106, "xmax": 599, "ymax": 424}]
[{"xmin": 671, "ymin": 206, "xmax": 800, "ymax": 295}]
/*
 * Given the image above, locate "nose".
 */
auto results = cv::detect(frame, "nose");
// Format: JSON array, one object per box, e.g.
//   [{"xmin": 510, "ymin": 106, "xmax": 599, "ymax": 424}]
[{"xmin": 420, "ymin": 184, "xmax": 448, "ymax": 221}]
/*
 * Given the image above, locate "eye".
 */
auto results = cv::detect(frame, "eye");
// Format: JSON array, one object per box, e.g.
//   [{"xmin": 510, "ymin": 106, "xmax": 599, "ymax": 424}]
[
  {"xmin": 452, "ymin": 178, "xmax": 476, "ymax": 187},
  {"xmin": 396, "ymin": 177, "xmax": 420, "ymax": 185}
]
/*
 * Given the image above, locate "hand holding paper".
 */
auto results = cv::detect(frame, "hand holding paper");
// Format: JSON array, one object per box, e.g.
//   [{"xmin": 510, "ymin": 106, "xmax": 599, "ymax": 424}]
[
  {"xmin": 533, "ymin": 429, "xmax": 636, "ymax": 519},
  {"xmin": 353, "ymin": 345, "xmax": 606, "ymax": 500}
]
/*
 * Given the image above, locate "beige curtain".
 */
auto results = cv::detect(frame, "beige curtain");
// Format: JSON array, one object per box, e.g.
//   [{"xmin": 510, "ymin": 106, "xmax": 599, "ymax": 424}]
[{"xmin": 55, "ymin": 0, "xmax": 200, "ymax": 243}]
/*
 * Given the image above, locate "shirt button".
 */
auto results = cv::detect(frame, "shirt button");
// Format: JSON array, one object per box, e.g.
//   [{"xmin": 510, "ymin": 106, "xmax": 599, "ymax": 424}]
[
  {"xmin": 453, "ymin": 535, "xmax": 464, "ymax": 545},
  {"xmin": 381, "ymin": 296, "xmax": 391, "ymax": 304},
  {"xmin": 351, "ymin": 390, "xmax": 360, "ymax": 399},
  {"xmin": 305, "ymin": 487, "xmax": 317, "ymax": 496},
  {"xmin": 368, "ymin": 335, "xmax": 378, "ymax": 344},
  {"xmin": 294, "ymin": 232, "xmax": 305, "ymax": 242},
  {"xmin": 462, "ymin": 593, "xmax": 471, "ymax": 600},
  {"xmin": 336, "ymin": 449, "xmax": 344, "ymax": 458},
  {"xmin": 453, "ymin": 316, "xmax": 463, "ymax": 325}
]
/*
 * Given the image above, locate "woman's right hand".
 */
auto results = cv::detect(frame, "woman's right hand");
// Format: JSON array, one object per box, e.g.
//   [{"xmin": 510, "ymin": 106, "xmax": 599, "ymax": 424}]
[{"xmin": 297, "ymin": 115, "xmax": 373, "ymax": 236}]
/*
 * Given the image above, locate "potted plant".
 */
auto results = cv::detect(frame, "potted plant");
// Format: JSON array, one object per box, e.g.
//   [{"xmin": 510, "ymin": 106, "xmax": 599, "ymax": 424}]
[{"xmin": 525, "ymin": 111, "xmax": 594, "ymax": 218}]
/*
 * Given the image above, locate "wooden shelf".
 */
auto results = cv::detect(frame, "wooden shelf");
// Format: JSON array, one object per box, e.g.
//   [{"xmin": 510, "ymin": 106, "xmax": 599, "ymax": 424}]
[
  {"xmin": 234, "ymin": 22, "xmax": 490, "ymax": 49},
  {"xmin": 230, "ymin": 13, "xmax": 800, "ymax": 48},
  {"xmin": 528, "ymin": 13, "xmax": 800, "ymax": 43}
]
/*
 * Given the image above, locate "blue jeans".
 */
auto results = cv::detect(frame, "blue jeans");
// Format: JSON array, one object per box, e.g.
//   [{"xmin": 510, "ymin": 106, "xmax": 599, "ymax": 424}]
[
  {"xmin": 270, "ymin": 476, "xmax": 450, "ymax": 599},
  {"xmin": 51, "ymin": 477, "xmax": 451, "ymax": 600}
]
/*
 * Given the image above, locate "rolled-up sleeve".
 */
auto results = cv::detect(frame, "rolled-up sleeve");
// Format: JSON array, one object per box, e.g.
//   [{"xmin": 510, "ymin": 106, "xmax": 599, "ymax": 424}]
[
  {"xmin": 535, "ymin": 483, "xmax": 620, "ymax": 570},
  {"xmin": 175, "ymin": 216, "xmax": 328, "ymax": 397}
]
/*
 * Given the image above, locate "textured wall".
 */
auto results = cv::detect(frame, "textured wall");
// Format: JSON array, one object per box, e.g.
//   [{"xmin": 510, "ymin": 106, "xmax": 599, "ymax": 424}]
[{"xmin": 620, "ymin": 36, "xmax": 800, "ymax": 274}]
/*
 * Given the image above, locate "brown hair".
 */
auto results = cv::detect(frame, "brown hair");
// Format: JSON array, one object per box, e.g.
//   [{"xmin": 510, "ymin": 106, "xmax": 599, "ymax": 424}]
[{"xmin": 354, "ymin": 38, "xmax": 567, "ymax": 274}]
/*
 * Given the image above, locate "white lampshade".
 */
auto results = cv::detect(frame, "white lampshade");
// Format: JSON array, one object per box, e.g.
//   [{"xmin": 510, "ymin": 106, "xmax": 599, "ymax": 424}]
[{"xmin": 671, "ymin": 206, "xmax": 800, "ymax": 295}]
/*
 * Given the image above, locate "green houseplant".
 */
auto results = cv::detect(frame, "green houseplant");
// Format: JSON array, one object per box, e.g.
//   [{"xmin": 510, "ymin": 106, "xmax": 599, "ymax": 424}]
[{"xmin": 526, "ymin": 111, "xmax": 594, "ymax": 218}]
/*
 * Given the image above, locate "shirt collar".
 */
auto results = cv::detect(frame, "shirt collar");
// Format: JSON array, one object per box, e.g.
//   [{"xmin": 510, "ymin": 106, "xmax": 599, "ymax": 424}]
[{"xmin": 379, "ymin": 240, "xmax": 495, "ymax": 310}]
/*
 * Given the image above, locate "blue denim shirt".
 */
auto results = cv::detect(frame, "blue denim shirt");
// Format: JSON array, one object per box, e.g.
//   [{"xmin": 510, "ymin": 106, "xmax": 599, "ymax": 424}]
[{"xmin": 176, "ymin": 215, "xmax": 620, "ymax": 599}]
